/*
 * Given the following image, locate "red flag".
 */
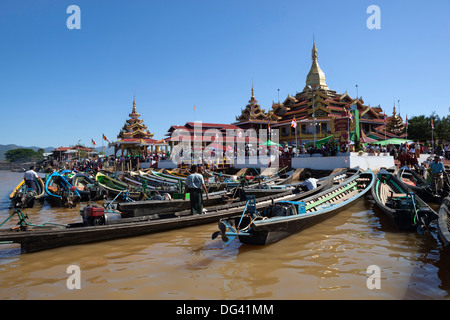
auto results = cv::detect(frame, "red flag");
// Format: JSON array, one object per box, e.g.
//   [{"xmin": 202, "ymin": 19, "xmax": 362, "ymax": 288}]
[
  {"xmin": 405, "ymin": 115, "xmax": 408, "ymax": 128},
  {"xmin": 431, "ymin": 118, "xmax": 434, "ymax": 129},
  {"xmin": 103, "ymin": 134, "xmax": 110, "ymax": 142},
  {"xmin": 92, "ymin": 139, "xmax": 96, "ymax": 145}
]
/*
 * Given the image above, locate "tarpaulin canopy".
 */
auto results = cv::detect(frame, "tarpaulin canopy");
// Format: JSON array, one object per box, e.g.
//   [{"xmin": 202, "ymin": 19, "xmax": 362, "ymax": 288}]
[
  {"xmin": 261, "ymin": 140, "xmax": 280, "ymax": 147},
  {"xmin": 315, "ymin": 135, "xmax": 334, "ymax": 147},
  {"xmin": 375, "ymin": 138, "xmax": 414, "ymax": 146},
  {"xmin": 360, "ymin": 130, "xmax": 378, "ymax": 144}
]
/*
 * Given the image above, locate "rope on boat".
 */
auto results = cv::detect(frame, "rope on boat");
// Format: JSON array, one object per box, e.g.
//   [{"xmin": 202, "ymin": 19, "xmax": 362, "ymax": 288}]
[
  {"xmin": 0, "ymin": 209, "xmax": 66, "ymax": 230},
  {"xmin": 239, "ymin": 214, "xmax": 267, "ymax": 232}
]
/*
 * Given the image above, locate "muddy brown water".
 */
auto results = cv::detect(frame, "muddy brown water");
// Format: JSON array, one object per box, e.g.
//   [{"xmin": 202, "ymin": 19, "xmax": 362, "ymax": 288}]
[{"xmin": 0, "ymin": 170, "xmax": 449, "ymax": 300}]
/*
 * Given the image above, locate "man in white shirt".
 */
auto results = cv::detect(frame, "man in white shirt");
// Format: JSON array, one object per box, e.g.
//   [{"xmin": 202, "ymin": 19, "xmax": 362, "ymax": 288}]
[
  {"xmin": 300, "ymin": 172, "xmax": 318, "ymax": 191},
  {"xmin": 23, "ymin": 166, "xmax": 39, "ymax": 191},
  {"xmin": 184, "ymin": 165, "xmax": 209, "ymax": 215}
]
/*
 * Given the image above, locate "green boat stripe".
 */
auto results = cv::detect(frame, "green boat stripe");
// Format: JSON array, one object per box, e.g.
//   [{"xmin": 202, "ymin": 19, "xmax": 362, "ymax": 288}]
[{"xmin": 305, "ymin": 181, "xmax": 357, "ymax": 211}]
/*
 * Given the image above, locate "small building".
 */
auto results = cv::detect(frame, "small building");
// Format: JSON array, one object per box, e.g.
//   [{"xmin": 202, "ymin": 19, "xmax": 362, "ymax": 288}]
[
  {"xmin": 51, "ymin": 146, "xmax": 95, "ymax": 161},
  {"xmin": 110, "ymin": 98, "xmax": 158, "ymax": 157},
  {"xmin": 234, "ymin": 85, "xmax": 279, "ymax": 133}
]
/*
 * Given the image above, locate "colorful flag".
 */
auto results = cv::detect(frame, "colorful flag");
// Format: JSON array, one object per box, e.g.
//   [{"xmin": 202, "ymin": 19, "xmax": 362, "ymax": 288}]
[
  {"xmin": 291, "ymin": 117, "xmax": 297, "ymax": 128},
  {"xmin": 92, "ymin": 139, "xmax": 96, "ymax": 145},
  {"xmin": 431, "ymin": 118, "xmax": 434, "ymax": 129},
  {"xmin": 405, "ymin": 115, "xmax": 408, "ymax": 128},
  {"xmin": 103, "ymin": 134, "xmax": 110, "ymax": 142},
  {"xmin": 348, "ymin": 110, "xmax": 354, "ymax": 121}
]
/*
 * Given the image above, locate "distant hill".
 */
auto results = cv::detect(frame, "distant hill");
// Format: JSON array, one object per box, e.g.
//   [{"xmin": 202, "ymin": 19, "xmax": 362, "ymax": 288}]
[
  {"xmin": 0, "ymin": 144, "xmax": 116, "ymax": 161},
  {"xmin": 0, "ymin": 144, "xmax": 55, "ymax": 161},
  {"xmin": 94, "ymin": 146, "xmax": 115, "ymax": 156}
]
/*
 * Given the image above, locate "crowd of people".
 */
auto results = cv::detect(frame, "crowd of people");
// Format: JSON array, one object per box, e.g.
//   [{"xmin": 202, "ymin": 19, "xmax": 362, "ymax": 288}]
[{"xmin": 279, "ymin": 142, "xmax": 348, "ymax": 158}]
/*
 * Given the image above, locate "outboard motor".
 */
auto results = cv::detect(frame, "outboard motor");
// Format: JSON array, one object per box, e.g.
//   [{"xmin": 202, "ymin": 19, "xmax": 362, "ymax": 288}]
[
  {"xmin": 265, "ymin": 201, "xmax": 302, "ymax": 218},
  {"xmin": 80, "ymin": 205, "xmax": 123, "ymax": 226},
  {"xmin": 81, "ymin": 205, "xmax": 105, "ymax": 226},
  {"xmin": 13, "ymin": 189, "xmax": 37, "ymax": 208}
]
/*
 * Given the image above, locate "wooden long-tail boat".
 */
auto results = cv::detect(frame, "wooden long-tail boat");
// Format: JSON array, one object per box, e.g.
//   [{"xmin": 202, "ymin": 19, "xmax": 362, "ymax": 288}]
[
  {"xmin": 95, "ymin": 172, "xmax": 146, "ymax": 200},
  {"xmin": 396, "ymin": 167, "xmax": 436, "ymax": 202},
  {"xmin": 119, "ymin": 168, "xmax": 358, "ymax": 218},
  {"xmin": 133, "ymin": 171, "xmax": 179, "ymax": 188},
  {"xmin": 45, "ymin": 171, "xmax": 80, "ymax": 207},
  {"xmin": 9, "ymin": 177, "xmax": 45, "ymax": 208},
  {"xmin": 212, "ymin": 169, "xmax": 372, "ymax": 245},
  {"xmin": 71, "ymin": 173, "xmax": 105, "ymax": 201},
  {"xmin": 437, "ymin": 196, "xmax": 450, "ymax": 247},
  {"xmin": 371, "ymin": 169, "xmax": 437, "ymax": 232},
  {"xmin": 0, "ymin": 168, "xmax": 351, "ymax": 253}
]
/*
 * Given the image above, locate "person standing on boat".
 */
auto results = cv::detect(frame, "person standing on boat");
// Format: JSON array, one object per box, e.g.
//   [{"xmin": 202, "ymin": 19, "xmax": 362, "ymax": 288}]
[
  {"xmin": 430, "ymin": 155, "xmax": 446, "ymax": 193},
  {"xmin": 184, "ymin": 165, "xmax": 209, "ymax": 215},
  {"xmin": 23, "ymin": 166, "xmax": 39, "ymax": 191}
]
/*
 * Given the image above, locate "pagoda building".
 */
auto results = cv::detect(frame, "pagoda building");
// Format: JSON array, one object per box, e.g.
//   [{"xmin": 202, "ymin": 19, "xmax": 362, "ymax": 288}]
[
  {"xmin": 234, "ymin": 85, "xmax": 279, "ymax": 132},
  {"xmin": 111, "ymin": 98, "xmax": 157, "ymax": 156},
  {"xmin": 385, "ymin": 105, "xmax": 405, "ymax": 134},
  {"xmin": 270, "ymin": 39, "xmax": 388, "ymax": 147}
]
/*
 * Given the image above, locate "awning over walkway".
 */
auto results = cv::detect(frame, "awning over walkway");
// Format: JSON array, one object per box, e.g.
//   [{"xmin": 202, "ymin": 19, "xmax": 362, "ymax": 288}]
[
  {"xmin": 315, "ymin": 135, "xmax": 334, "ymax": 147},
  {"xmin": 376, "ymin": 138, "xmax": 414, "ymax": 146}
]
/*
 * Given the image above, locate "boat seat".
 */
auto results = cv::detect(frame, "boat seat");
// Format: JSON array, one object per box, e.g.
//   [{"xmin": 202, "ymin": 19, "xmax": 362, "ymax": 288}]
[{"xmin": 391, "ymin": 193, "xmax": 407, "ymax": 198}]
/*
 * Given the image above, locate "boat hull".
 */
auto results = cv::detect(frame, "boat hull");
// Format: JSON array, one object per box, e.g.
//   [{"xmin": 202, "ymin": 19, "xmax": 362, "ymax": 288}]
[
  {"xmin": 9, "ymin": 178, "xmax": 45, "ymax": 208},
  {"xmin": 438, "ymin": 196, "xmax": 450, "ymax": 247},
  {"xmin": 45, "ymin": 172, "xmax": 80, "ymax": 207},
  {"xmin": 236, "ymin": 196, "xmax": 358, "ymax": 245},
  {"xmin": 371, "ymin": 170, "xmax": 437, "ymax": 231},
  {"xmin": 396, "ymin": 168, "xmax": 438, "ymax": 203},
  {"xmin": 216, "ymin": 169, "xmax": 372, "ymax": 245},
  {"xmin": 95, "ymin": 172, "xmax": 144, "ymax": 200},
  {"xmin": 72, "ymin": 174, "xmax": 105, "ymax": 201},
  {"xmin": 0, "ymin": 176, "xmax": 336, "ymax": 253}
]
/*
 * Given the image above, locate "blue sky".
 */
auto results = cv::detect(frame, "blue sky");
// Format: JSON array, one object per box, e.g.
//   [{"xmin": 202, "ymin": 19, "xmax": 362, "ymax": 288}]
[{"xmin": 0, "ymin": 0, "xmax": 449, "ymax": 148}]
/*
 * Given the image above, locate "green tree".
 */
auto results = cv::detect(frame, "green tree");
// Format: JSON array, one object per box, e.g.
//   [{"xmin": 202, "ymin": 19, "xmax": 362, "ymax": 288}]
[
  {"xmin": 407, "ymin": 113, "xmax": 449, "ymax": 141},
  {"xmin": 435, "ymin": 115, "xmax": 450, "ymax": 140},
  {"xmin": 406, "ymin": 115, "xmax": 430, "ymax": 141},
  {"xmin": 4, "ymin": 148, "xmax": 43, "ymax": 163}
]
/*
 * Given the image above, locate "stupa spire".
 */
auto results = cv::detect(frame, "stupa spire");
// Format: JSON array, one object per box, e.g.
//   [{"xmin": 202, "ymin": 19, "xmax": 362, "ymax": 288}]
[{"xmin": 305, "ymin": 37, "xmax": 328, "ymax": 90}]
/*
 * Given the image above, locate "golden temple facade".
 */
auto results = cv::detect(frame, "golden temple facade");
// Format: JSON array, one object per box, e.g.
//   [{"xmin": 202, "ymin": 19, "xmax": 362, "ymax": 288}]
[{"xmin": 234, "ymin": 39, "xmax": 405, "ymax": 147}]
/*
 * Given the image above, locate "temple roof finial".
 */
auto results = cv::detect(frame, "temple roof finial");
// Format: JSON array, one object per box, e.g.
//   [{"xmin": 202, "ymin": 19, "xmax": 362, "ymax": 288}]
[
  {"xmin": 305, "ymin": 37, "xmax": 328, "ymax": 90},
  {"xmin": 312, "ymin": 35, "xmax": 318, "ymax": 62}
]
